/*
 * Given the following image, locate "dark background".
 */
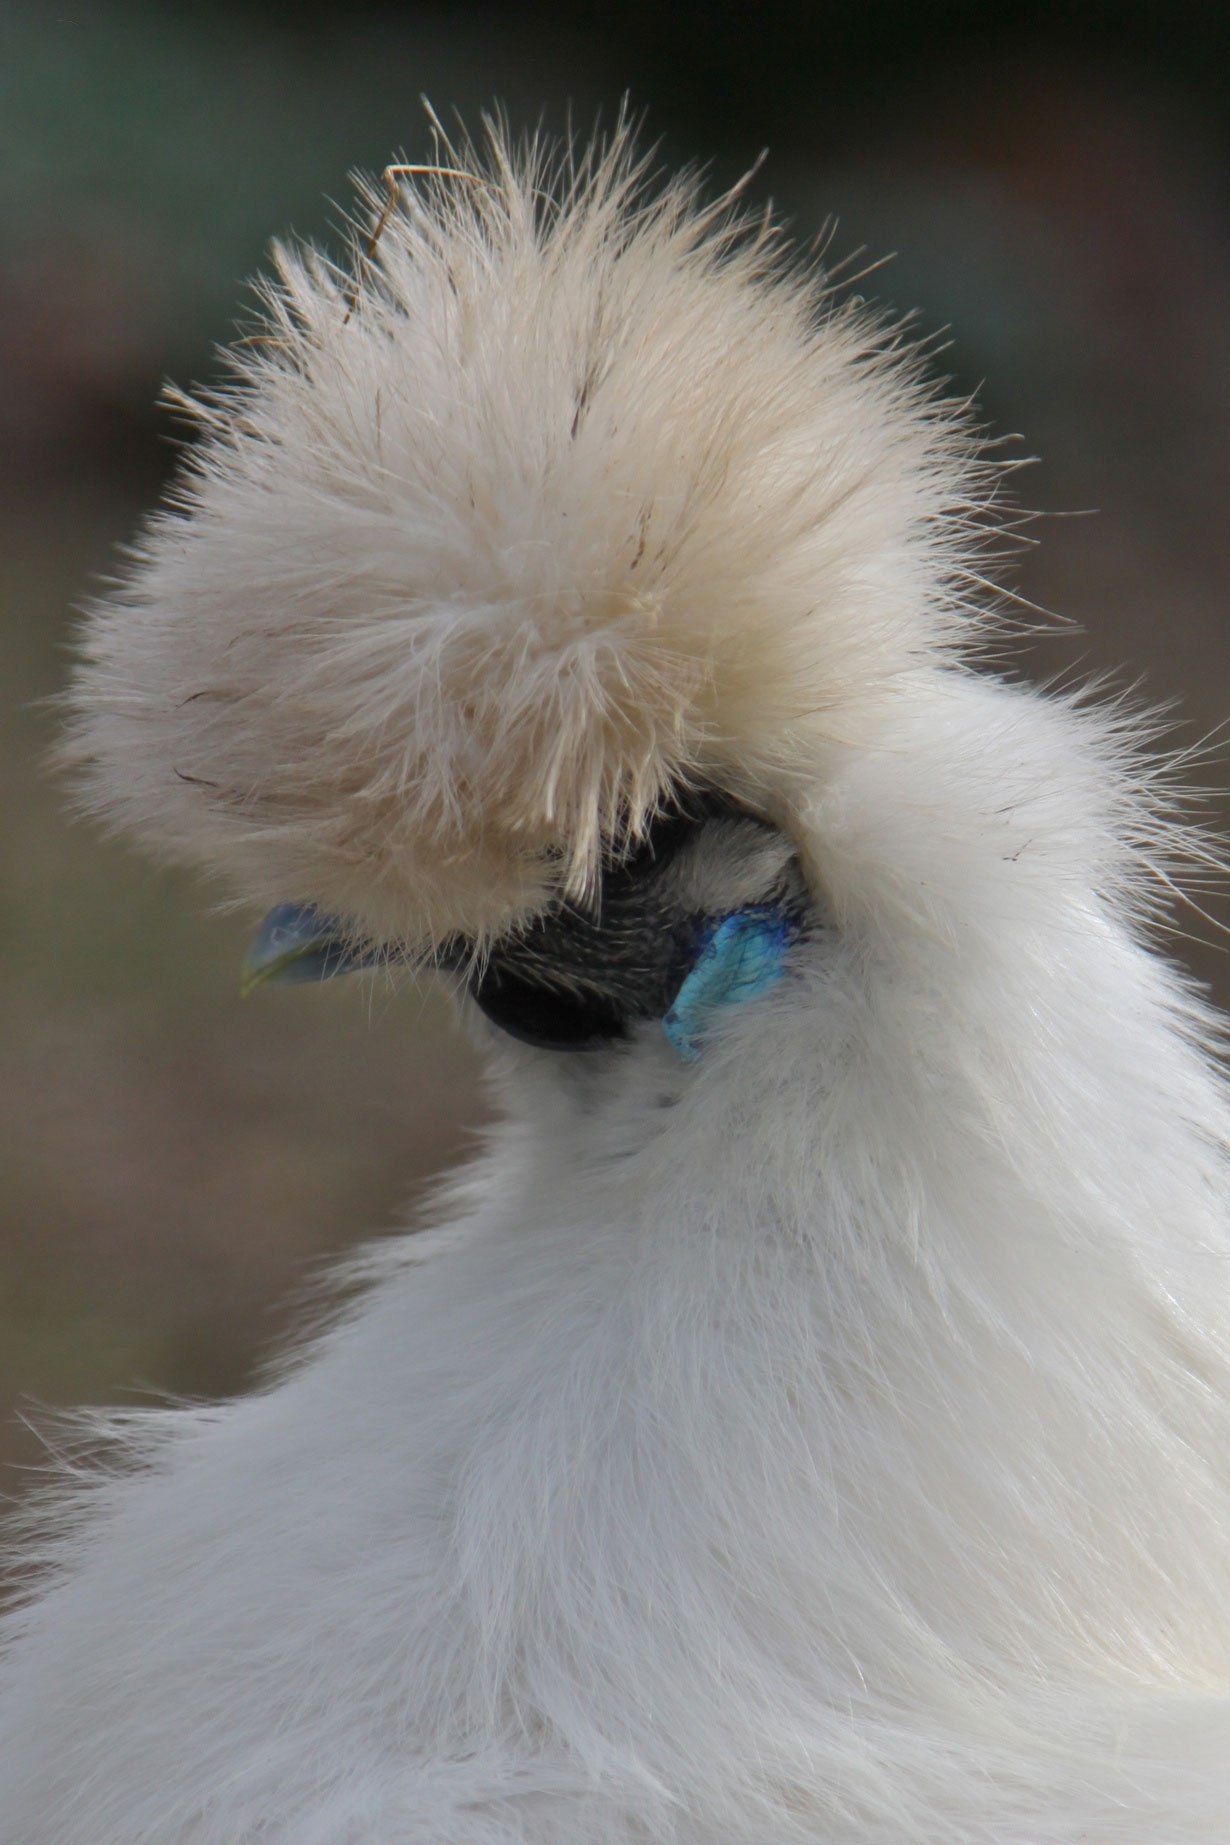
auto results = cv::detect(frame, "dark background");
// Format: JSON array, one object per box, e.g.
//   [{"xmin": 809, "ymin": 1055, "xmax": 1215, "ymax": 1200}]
[{"xmin": 2, "ymin": 0, "xmax": 1228, "ymax": 1492}]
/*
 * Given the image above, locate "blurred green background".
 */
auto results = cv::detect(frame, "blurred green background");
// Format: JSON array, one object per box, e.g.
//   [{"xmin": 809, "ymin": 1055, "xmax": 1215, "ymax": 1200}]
[{"xmin": 2, "ymin": 0, "xmax": 1229, "ymax": 1494}]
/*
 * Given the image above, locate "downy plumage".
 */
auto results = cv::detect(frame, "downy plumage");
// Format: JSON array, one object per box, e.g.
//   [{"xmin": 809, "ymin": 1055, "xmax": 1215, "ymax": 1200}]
[{"xmin": 4, "ymin": 117, "xmax": 1230, "ymax": 1843}]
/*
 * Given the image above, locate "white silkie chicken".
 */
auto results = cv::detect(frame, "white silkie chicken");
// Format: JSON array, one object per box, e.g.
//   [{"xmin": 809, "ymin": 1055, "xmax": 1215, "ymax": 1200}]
[{"xmin": 3, "ymin": 121, "xmax": 1230, "ymax": 1844}]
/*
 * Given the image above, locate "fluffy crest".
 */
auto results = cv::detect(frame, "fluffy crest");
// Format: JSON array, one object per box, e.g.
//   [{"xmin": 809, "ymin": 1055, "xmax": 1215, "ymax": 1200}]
[{"xmin": 61, "ymin": 118, "xmax": 992, "ymax": 949}]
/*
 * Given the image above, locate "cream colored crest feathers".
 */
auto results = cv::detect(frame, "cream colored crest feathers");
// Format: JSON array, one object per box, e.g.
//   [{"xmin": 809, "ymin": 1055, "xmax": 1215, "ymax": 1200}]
[{"xmin": 61, "ymin": 122, "xmax": 989, "ymax": 948}]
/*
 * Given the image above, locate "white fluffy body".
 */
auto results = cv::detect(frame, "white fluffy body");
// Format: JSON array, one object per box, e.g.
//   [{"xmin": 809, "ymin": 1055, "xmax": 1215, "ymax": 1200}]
[{"xmin": 5, "ymin": 122, "xmax": 1230, "ymax": 1842}]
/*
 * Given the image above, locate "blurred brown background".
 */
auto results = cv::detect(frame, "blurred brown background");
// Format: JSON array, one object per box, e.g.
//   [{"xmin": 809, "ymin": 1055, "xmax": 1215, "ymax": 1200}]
[{"xmin": 2, "ymin": 1, "xmax": 1228, "ymax": 1496}]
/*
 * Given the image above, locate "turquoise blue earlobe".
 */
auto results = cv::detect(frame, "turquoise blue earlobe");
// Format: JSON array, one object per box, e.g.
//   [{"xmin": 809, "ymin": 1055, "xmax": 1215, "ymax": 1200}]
[{"xmin": 662, "ymin": 909, "xmax": 796, "ymax": 1061}]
